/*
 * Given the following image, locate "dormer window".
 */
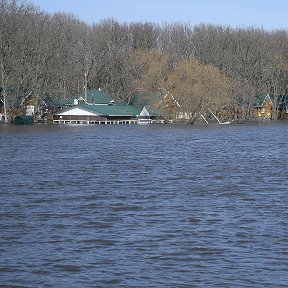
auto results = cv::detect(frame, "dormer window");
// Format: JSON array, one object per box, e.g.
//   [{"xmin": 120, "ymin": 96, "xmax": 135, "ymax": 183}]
[{"xmin": 77, "ymin": 97, "xmax": 85, "ymax": 104}]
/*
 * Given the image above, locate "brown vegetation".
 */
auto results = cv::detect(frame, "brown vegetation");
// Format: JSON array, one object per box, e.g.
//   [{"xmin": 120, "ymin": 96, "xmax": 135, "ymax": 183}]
[{"xmin": 1, "ymin": 0, "xmax": 288, "ymax": 122}]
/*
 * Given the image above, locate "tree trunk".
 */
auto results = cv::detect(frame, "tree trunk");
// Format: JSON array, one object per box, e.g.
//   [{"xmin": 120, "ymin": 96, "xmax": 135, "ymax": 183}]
[{"xmin": 1, "ymin": 68, "xmax": 8, "ymax": 123}]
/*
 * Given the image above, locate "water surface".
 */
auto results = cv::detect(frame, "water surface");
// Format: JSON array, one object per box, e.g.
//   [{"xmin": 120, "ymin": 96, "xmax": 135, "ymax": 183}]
[{"xmin": 0, "ymin": 123, "xmax": 287, "ymax": 287}]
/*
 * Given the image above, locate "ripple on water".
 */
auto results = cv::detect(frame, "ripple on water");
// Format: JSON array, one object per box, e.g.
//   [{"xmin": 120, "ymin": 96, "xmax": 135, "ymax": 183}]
[{"xmin": 0, "ymin": 124, "xmax": 288, "ymax": 287}]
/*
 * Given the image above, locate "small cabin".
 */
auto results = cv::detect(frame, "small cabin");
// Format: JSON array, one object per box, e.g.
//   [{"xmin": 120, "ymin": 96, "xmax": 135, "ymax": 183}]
[
  {"xmin": 253, "ymin": 94, "xmax": 288, "ymax": 120},
  {"xmin": 253, "ymin": 94, "xmax": 273, "ymax": 119},
  {"xmin": 14, "ymin": 115, "xmax": 34, "ymax": 125}
]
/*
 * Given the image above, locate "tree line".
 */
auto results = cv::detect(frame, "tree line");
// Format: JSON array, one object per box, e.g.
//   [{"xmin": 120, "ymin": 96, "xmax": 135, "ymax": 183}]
[{"xmin": 1, "ymin": 0, "xmax": 288, "ymax": 122}]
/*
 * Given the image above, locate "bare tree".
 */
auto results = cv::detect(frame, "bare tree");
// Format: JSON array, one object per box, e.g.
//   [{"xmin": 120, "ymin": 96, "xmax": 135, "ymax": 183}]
[
  {"xmin": 2, "ymin": 1, "xmax": 288, "ymax": 121},
  {"xmin": 0, "ymin": 0, "xmax": 43, "ymax": 120}
]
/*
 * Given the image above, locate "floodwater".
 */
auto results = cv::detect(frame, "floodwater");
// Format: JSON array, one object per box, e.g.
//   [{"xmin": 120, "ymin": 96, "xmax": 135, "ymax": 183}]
[{"xmin": 0, "ymin": 122, "xmax": 287, "ymax": 287}]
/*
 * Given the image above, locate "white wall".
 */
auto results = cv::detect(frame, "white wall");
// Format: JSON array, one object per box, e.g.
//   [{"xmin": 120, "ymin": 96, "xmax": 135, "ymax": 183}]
[
  {"xmin": 58, "ymin": 107, "xmax": 98, "ymax": 116},
  {"xmin": 140, "ymin": 106, "xmax": 150, "ymax": 117}
]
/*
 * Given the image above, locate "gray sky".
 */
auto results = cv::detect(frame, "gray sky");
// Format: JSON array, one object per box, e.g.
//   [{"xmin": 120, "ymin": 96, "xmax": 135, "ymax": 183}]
[{"xmin": 32, "ymin": 0, "xmax": 288, "ymax": 30}]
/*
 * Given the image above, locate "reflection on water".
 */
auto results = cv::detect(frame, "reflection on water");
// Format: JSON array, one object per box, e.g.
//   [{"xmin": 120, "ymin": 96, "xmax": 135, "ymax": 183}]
[{"xmin": 0, "ymin": 123, "xmax": 287, "ymax": 287}]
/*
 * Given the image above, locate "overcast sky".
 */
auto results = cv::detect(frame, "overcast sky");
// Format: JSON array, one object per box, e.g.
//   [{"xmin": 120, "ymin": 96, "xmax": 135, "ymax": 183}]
[{"xmin": 32, "ymin": 0, "xmax": 288, "ymax": 30}]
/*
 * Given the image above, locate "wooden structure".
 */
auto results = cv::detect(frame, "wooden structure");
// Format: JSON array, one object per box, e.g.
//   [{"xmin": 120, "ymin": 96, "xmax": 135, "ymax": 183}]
[
  {"xmin": 253, "ymin": 94, "xmax": 288, "ymax": 120},
  {"xmin": 53, "ymin": 88, "xmax": 163, "ymax": 125},
  {"xmin": 63, "ymin": 88, "xmax": 114, "ymax": 107},
  {"xmin": 253, "ymin": 94, "xmax": 273, "ymax": 119},
  {"xmin": 14, "ymin": 115, "xmax": 34, "ymax": 125},
  {"xmin": 53, "ymin": 104, "xmax": 162, "ymax": 125}
]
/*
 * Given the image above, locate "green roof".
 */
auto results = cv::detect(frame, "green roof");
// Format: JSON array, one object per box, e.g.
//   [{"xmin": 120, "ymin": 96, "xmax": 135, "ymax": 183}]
[
  {"xmin": 14, "ymin": 115, "xmax": 34, "ymax": 125},
  {"xmin": 79, "ymin": 104, "xmax": 142, "ymax": 116},
  {"xmin": 145, "ymin": 105, "xmax": 162, "ymax": 116},
  {"xmin": 276, "ymin": 95, "xmax": 288, "ymax": 109},
  {"xmin": 254, "ymin": 94, "xmax": 270, "ymax": 107},
  {"xmin": 254, "ymin": 94, "xmax": 288, "ymax": 109},
  {"xmin": 55, "ymin": 103, "xmax": 163, "ymax": 119},
  {"xmin": 64, "ymin": 89, "xmax": 114, "ymax": 105}
]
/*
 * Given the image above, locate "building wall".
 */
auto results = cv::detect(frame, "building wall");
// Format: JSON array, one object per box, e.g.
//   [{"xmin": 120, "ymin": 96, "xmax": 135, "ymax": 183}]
[
  {"xmin": 254, "ymin": 98, "xmax": 272, "ymax": 119},
  {"xmin": 57, "ymin": 107, "xmax": 98, "ymax": 116},
  {"xmin": 26, "ymin": 105, "xmax": 34, "ymax": 116},
  {"xmin": 53, "ymin": 115, "xmax": 107, "ymax": 121}
]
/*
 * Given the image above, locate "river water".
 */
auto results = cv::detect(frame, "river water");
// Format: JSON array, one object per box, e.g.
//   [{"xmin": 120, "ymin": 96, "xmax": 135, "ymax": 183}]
[{"xmin": 0, "ymin": 122, "xmax": 287, "ymax": 287}]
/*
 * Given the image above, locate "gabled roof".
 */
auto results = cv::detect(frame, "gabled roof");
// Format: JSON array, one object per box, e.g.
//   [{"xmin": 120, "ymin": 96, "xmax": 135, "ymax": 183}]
[
  {"xmin": 275, "ymin": 95, "xmax": 288, "ymax": 109},
  {"xmin": 14, "ymin": 115, "xmax": 34, "ymax": 125},
  {"xmin": 64, "ymin": 88, "xmax": 114, "ymax": 105},
  {"xmin": 254, "ymin": 94, "xmax": 288, "ymax": 109},
  {"xmin": 56, "ymin": 103, "xmax": 143, "ymax": 117},
  {"xmin": 254, "ymin": 94, "xmax": 272, "ymax": 108},
  {"xmin": 83, "ymin": 104, "xmax": 142, "ymax": 116},
  {"xmin": 143, "ymin": 105, "xmax": 162, "ymax": 116}
]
